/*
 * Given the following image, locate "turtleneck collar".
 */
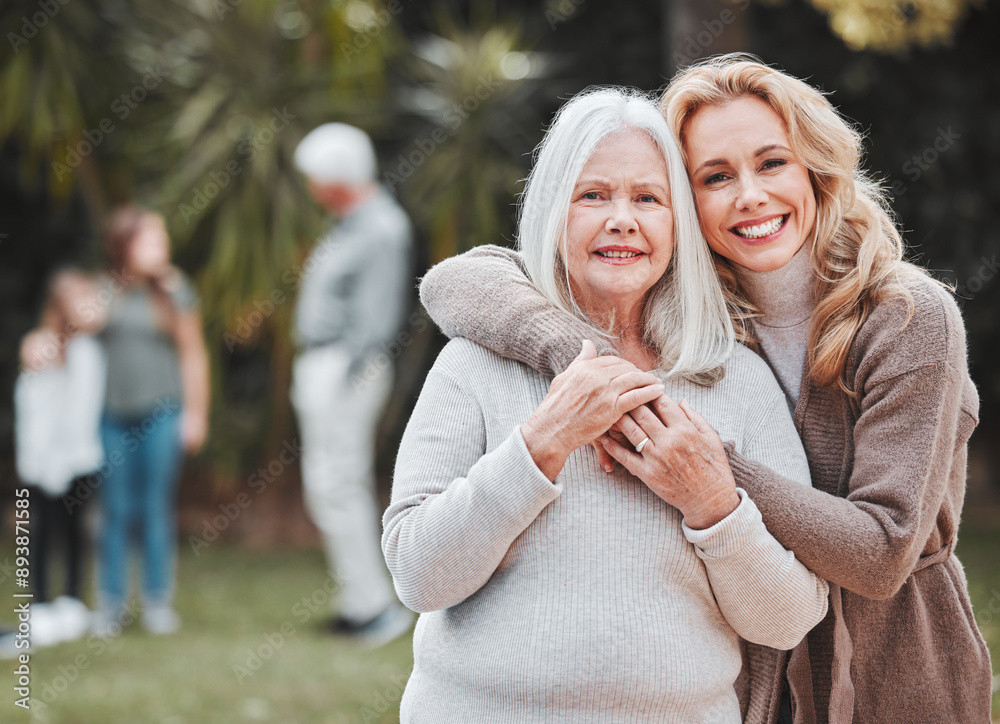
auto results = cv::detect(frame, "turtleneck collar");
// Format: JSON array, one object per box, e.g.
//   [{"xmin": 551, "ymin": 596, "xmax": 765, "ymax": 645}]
[{"xmin": 732, "ymin": 242, "xmax": 818, "ymax": 329}]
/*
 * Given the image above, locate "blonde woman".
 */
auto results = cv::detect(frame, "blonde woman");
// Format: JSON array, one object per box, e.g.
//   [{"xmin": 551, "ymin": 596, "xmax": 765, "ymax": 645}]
[
  {"xmin": 386, "ymin": 87, "xmax": 828, "ymax": 723},
  {"xmin": 418, "ymin": 57, "xmax": 991, "ymax": 723}
]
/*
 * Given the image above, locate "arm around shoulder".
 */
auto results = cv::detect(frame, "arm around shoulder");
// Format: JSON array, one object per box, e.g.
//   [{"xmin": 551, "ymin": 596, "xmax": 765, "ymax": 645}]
[
  {"xmin": 728, "ymin": 283, "xmax": 976, "ymax": 599},
  {"xmin": 419, "ymin": 244, "xmax": 614, "ymax": 376}
]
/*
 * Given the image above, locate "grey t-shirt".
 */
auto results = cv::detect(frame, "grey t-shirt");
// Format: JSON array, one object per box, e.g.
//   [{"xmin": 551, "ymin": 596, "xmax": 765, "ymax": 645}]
[
  {"xmin": 100, "ymin": 270, "xmax": 198, "ymax": 418},
  {"xmin": 293, "ymin": 189, "xmax": 412, "ymax": 360}
]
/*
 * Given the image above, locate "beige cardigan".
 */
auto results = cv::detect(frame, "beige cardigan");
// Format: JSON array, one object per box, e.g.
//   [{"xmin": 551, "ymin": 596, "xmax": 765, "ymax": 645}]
[{"xmin": 418, "ymin": 245, "xmax": 993, "ymax": 724}]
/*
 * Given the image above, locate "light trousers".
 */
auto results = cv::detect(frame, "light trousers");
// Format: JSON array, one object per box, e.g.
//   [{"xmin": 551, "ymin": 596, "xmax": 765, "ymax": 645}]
[{"xmin": 291, "ymin": 345, "xmax": 395, "ymax": 622}]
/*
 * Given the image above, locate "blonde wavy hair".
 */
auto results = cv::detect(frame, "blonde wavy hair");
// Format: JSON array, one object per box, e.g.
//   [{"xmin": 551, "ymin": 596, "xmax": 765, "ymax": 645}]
[{"xmin": 661, "ymin": 54, "xmax": 932, "ymax": 395}]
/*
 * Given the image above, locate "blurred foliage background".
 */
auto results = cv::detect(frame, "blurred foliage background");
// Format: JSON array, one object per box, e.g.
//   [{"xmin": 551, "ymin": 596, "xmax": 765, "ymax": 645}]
[
  {"xmin": 1, "ymin": 0, "xmax": 997, "ymax": 508},
  {"xmin": 0, "ymin": 1, "xmax": 998, "ymax": 721}
]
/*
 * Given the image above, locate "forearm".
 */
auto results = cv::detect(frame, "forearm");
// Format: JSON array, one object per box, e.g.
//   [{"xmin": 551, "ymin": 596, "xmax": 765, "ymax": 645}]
[
  {"xmin": 684, "ymin": 489, "xmax": 829, "ymax": 650},
  {"xmin": 419, "ymin": 244, "xmax": 614, "ymax": 376},
  {"xmin": 178, "ymin": 328, "xmax": 210, "ymax": 421},
  {"xmin": 383, "ymin": 429, "xmax": 560, "ymax": 612},
  {"xmin": 727, "ymin": 454, "xmax": 917, "ymax": 598}
]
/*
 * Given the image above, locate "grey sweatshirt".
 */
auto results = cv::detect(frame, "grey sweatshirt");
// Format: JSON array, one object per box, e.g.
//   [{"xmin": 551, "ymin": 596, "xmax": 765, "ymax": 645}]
[
  {"xmin": 293, "ymin": 188, "xmax": 412, "ymax": 360},
  {"xmin": 384, "ymin": 338, "xmax": 828, "ymax": 723}
]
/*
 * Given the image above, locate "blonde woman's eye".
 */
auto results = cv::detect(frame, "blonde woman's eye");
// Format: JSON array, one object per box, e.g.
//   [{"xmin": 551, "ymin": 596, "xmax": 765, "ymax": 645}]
[
  {"xmin": 762, "ymin": 159, "xmax": 786, "ymax": 171},
  {"xmin": 704, "ymin": 173, "xmax": 728, "ymax": 185}
]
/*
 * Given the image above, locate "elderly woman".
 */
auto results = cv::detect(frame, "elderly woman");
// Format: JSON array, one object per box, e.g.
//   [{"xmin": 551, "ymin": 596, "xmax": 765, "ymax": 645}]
[
  {"xmin": 383, "ymin": 88, "xmax": 828, "ymax": 723},
  {"xmin": 417, "ymin": 57, "xmax": 992, "ymax": 723}
]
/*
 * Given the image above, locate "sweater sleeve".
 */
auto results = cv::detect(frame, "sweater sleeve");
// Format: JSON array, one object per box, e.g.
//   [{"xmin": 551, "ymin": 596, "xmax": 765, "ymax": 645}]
[
  {"xmin": 418, "ymin": 244, "xmax": 616, "ymax": 376},
  {"xmin": 382, "ymin": 350, "xmax": 562, "ymax": 613},
  {"xmin": 683, "ymin": 489, "xmax": 829, "ymax": 650},
  {"xmin": 726, "ymin": 289, "xmax": 977, "ymax": 600},
  {"xmin": 682, "ymin": 384, "xmax": 827, "ymax": 651}
]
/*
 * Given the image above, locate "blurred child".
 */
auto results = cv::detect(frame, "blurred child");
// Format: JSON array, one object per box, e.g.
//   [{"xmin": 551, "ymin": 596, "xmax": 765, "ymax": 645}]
[
  {"xmin": 12, "ymin": 269, "xmax": 107, "ymax": 650},
  {"xmin": 93, "ymin": 205, "xmax": 208, "ymax": 636}
]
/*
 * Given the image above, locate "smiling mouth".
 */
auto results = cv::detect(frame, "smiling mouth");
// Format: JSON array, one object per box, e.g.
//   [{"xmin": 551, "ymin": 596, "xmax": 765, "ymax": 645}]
[
  {"xmin": 596, "ymin": 250, "xmax": 642, "ymax": 258},
  {"xmin": 731, "ymin": 215, "xmax": 788, "ymax": 239}
]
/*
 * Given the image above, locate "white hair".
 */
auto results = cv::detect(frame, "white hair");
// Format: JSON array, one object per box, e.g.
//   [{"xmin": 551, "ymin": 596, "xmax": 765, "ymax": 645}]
[
  {"xmin": 517, "ymin": 86, "xmax": 734, "ymax": 384},
  {"xmin": 294, "ymin": 123, "xmax": 376, "ymax": 184}
]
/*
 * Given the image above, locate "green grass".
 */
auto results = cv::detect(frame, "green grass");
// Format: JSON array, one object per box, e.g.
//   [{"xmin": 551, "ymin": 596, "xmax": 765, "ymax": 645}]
[
  {"xmin": 0, "ymin": 546, "xmax": 412, "ymax": 724},
  {"xmin": 955, "ymin": 510, "xmax": 1000, "ymax": 722},
  {"xmin": 0, "ymin": 515, "xmax": 996, "ymax": 724}
]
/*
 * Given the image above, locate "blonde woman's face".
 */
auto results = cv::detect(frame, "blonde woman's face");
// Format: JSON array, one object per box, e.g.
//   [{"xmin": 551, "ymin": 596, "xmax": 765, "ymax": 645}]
[
  {"xmin": 563, "ymin": 130, "xmax": 674, "ymax": 316},
  {"xmin": 684, "ymin": 95, "xmax": 816, "ymax": 273}
]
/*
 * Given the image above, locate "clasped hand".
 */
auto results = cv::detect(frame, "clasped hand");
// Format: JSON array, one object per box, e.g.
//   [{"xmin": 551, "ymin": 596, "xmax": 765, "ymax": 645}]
[
  {"xmin": 598, "ymin": 395, "xmax": 740, "ymax": 530},
  {"xmin": 521, "ymin": 340, "xmax": 664, "ymax": 481}
]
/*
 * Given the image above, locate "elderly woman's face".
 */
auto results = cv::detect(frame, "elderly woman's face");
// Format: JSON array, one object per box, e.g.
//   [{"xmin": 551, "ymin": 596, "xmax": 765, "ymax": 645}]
[{"xmin": 564, "ymin": 130, "xmax": 674, "ymax": 314}]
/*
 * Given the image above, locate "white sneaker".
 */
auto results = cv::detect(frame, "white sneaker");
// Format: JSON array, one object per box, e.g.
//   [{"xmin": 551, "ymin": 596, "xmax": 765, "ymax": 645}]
[
  {"xmin": 141, "ymin": 605, "xmax": 181, "ymax": 635},
  {"xmin": 90, "ymin": 608, "xmax": 122, "ymax": 638},
  {"xmin": 29, "ymin": 603, "xmax": 63, "ymax": 648},
  {"xmin": 52, "ymin": 596, "xmax": 90, "ymax": 643},
  {"xmin": 355, "ymin": 603, "xmax": 414, "ymax": 649}
]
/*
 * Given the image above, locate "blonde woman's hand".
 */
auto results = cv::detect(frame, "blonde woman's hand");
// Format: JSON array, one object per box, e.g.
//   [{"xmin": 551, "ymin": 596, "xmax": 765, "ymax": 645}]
[
  {"xmin": 600, "ymin": 395, "xmax": 739, "ymax": 529},
  {"xmin": 521, "ymin": 341, "xmax": 665, "ymax": 481}
]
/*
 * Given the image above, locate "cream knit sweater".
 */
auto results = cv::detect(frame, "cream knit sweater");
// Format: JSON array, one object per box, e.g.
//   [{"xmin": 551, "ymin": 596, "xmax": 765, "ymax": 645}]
[{"xmin": 384, "ymin": 339, "xmax": 828, "ymax": 723}]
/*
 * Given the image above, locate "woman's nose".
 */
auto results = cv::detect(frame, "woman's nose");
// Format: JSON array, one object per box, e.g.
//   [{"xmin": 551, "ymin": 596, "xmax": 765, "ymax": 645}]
[
  {"xmin": 605, "ymin": 198, "xmax": 638, "ymax": 234},
  {"xmin": 735, "ymin": 176, "xmax": 768, "ymax": 211}
]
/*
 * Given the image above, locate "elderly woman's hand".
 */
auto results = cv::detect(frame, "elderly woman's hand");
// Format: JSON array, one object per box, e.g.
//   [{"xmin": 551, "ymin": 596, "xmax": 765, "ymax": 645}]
[
  {"xmin": 522, "ymin": 341, "xmax": 665, "ymax": 481},
  {"xmin": 600, "ymin": 395, "xmax": 740, "ymax": 529}
]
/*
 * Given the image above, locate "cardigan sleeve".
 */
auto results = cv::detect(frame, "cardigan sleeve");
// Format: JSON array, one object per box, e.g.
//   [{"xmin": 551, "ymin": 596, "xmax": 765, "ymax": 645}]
[
  {"xmin": 726, "ymin": 287, "xmax": 977, "ymax": 600},
  {"xmin": 418, "ymin": 244, "xmax": 616, "ymax": 376},
  {"xmin": 382, "ymin": 347, "xmax": 562, "ymax": 613}
]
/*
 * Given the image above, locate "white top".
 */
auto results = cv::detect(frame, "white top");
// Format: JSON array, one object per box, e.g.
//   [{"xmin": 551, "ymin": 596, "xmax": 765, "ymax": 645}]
[
  {"xmin": 384, "ymin": 339, "xmax": 829, "ymax": 723},
  {"xmin": 15, "ymin": 335, "xmax": 106, "ymax": 495}
]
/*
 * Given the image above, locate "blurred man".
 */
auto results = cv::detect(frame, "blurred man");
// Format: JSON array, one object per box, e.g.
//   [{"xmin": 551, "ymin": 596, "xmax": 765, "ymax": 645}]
[{"xmin": 291, "ymin": 123, "xmax": 413, "ymax": 645}]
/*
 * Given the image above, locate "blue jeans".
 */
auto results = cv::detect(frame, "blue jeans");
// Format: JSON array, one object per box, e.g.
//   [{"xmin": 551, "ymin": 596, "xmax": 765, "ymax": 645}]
[{"xmin": 98, "ymin": 400, "xmax": 183, "ymax": 608}]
